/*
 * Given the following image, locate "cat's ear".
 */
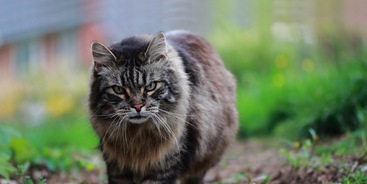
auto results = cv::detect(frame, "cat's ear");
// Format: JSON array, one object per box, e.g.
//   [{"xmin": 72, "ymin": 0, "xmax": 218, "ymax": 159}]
[
  {"xmin": 145, "ymin": 32, "xmax": 167, "ymax": 63},
  {"xmin": 91, "ymin": 42, "xmax": 117, "ymax": 72}
]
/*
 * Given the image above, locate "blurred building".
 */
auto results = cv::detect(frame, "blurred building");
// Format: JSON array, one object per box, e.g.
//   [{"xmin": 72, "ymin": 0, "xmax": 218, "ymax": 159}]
[
  {"xmin": 0, "ymin": 0, "xmax": 213, "ymax": 80},
  {"xmin": 99, "ymin": 0, "xmax": 214, "ymax": 42},
  {"xmin": 0, "ymin": 0, "xmax": 103, "ymax": 78},
  {"xmin": 270, "ymin": 0, "xmax": 367, "ymax": 43},
  {"xmin": 1, "ymin": 0, "xmax": 366, "ymax": 80}
]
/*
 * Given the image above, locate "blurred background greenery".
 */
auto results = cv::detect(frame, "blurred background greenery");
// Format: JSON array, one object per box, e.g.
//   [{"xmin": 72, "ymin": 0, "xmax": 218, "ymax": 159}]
[{"xmin": 0, "ymin": 0, "xmax": 367, "ymax": 181}]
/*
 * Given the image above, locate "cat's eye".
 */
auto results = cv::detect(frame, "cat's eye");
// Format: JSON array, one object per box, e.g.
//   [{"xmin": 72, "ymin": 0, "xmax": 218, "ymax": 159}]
[
  {"xmin": 112, "ymin": 86, "xmax": 124, "ymax": 94},
  {"xmin": 145, "ymin": 82, "xmax": 157, "ymax": 91}
]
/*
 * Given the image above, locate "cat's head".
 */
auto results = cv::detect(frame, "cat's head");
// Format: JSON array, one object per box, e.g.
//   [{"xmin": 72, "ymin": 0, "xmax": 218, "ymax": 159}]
[{"xmin": 89, "ymin": 33, "xmax": 185, "ymax": 125}]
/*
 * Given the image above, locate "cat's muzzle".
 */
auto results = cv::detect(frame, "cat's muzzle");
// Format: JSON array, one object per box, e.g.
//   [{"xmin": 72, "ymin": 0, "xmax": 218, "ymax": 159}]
[{"xmin": 128, "ymin": 107, "xmax": 150, "ymax": 124}]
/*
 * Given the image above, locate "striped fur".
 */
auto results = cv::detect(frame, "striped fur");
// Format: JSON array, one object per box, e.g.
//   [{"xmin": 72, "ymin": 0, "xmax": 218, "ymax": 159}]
[{"xmin": 89, "ymin": 31, "xmax": 238, "ymax": 184}]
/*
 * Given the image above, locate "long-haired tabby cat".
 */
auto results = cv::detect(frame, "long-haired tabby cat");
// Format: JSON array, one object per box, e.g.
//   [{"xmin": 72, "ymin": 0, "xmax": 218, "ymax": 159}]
[{"xmin": 89, "ymin": 30, "xmax": 238, "ymax": 184}]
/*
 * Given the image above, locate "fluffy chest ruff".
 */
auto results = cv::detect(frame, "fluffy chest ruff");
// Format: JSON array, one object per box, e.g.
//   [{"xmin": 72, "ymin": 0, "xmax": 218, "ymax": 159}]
[{"xmin": 98, "ymin": 118, "xmax": 184, "ymax": 174}]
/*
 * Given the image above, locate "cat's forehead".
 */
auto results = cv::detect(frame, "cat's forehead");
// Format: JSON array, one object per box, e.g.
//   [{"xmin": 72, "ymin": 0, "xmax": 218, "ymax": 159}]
[
  {"xmin": 100, "ymin": 35, "xmax": 168, "ymax": 86},
  {"xmin": 109, "ymin": 35, "xmax": 152, "ymax": 61}
]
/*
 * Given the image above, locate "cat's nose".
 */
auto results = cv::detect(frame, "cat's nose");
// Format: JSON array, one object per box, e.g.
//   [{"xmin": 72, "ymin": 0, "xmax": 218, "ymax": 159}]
[{"xmin": 133, "ymin": 103, "xmax": 145, "ymax": 112}]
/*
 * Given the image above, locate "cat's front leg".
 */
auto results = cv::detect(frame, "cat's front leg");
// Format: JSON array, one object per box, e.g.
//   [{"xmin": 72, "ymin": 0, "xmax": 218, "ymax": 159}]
[
  {"xmin": 107, "ymin": 173, "xmax": 134, "ymax": 184},
  {"xmin": 180, "ymin": 176, "xmax": 204, "ymax": 184},
  {"xmin": 108, "ymin": 177, "xmax": 133, "ymax": 184},
  {"xmin": 141, "ymin": 168, "xmax": 180, "ymax": 184},
  {"xmin": 142, "ymin": 179, "xmax": 178, "ymax": 184},
  {"xmin": 105, "ymin": 162, "xmax": 135, "ymax": 184}
]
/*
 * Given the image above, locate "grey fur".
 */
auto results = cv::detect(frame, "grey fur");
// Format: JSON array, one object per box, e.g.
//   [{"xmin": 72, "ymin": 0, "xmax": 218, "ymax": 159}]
[{"xmin": 89, "ymin": 31, "xmax": 238, "ymax": 184}]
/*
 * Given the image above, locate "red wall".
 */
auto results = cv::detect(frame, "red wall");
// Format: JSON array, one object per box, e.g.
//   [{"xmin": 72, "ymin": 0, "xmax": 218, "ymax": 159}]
[{"xmin": 0, "ymin": 44, "xmax": 14, "ymax": 78}]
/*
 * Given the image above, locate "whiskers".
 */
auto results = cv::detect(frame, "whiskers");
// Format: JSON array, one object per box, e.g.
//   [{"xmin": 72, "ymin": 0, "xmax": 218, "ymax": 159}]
[
  {"xmin": 97, "ymin": 110, "xmax": 130, "ymax": 152},
  {"xmin": 148, "ymin": 112, "xmax": 179, "ymax": 146},
  {"xmin": 158, "ymin": 108, "xmax": 198, "ymax": 130},
  {"xmin": 147, "ymin": 107, "xmax": 199, "ymax": 147},
  {"xmin": 97, "ymin": 107, "xmax": 191, "ymax": 151},
  {"xmin": 146, "ymin": 106, "xmax": 183, "ymax": 145}
]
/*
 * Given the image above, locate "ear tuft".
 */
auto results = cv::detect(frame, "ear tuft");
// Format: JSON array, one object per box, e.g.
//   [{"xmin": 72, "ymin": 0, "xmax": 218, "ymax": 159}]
[
  {"xmin": 91, "ymin": 42, "xmax": 117, "ymax": 72},
  {"xmin": 145, "ymin": 32, "xmax": 167, "ymax": 63}
]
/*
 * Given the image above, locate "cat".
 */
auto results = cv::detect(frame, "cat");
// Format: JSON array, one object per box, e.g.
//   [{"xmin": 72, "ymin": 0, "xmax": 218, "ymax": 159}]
[{"xmin": 88, "ymin": 30, "xmax": 238, "ymax": 184}]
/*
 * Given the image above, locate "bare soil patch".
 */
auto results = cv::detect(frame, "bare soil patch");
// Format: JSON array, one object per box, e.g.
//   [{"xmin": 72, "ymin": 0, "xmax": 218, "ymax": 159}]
[{"xmin": 4, "ymin": 139, "xmax": 356, "ymax": 184}]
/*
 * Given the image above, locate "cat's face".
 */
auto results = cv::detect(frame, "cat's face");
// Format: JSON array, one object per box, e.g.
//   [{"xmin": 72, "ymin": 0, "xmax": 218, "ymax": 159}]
[{"xmin": 90, "ymin": 33, "xmax": 178, "ymax": 124}]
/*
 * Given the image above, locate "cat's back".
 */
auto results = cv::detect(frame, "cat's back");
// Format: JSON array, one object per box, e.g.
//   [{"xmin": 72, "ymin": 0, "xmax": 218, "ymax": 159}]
[
  {"xmin": 166, "ymin": 30, "xmax": 224, "ymax": 69},
  {"xmin": 166, "ymin": 30, "xmax": 236, "ymax": 97}
]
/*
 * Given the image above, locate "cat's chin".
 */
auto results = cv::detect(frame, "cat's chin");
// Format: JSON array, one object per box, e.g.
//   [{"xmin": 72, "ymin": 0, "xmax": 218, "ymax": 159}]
[{"xmin": 128, "ymin": 116, "xmax": 149, "ymax": 124}]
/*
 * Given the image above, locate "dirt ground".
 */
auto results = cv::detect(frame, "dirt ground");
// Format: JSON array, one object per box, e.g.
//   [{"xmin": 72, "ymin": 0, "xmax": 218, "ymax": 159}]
[
  {"xmin": 205, "ymin": 140, "xmax": 344, "ymax": 184},
  {"xmin": 4, "ymin": 139, "xmax": 353, "ymax": 184}
]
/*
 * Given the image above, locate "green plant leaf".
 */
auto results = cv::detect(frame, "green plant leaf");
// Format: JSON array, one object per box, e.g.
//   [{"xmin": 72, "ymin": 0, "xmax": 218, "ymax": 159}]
[
  {"xmin": 0, "ymin": 152, "xmax": 17, "ymax": 179},
  {"xmin": 9, "ymin": 137, "xmax": 35, "ymax": 163}
]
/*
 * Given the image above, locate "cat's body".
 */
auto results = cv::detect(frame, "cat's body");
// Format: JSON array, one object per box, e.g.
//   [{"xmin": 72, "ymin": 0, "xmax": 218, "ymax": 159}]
[{"xmin": 89, "ymin": 30, "xmax": 238, "ymax": 184}]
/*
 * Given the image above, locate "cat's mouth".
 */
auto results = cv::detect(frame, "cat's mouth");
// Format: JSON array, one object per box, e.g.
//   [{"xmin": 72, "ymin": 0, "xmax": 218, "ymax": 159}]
[{"xmin": 128, "ymin": 115, "xmax": 149, "ymax": 124}]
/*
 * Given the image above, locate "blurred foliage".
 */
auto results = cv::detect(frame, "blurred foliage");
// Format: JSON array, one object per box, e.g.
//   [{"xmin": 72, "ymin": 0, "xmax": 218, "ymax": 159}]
[
  {"xmin": 0, "ymin": 67, "xmax": 100, "ymax": 179},
  {"xmin": 279, "ymin": 139, "xmax": 332, "ymax": 169},
  {"xmin": 210, "ymin": 0, "xmax": 367, "ymax": 139},
  {"xmin": 272, "ymin": 64, "xmax": 367, "ymax": 140},
  {"xmin": 0, "ymin": 119, "xmax": 99, "ymax": 179},
  {"xmin": 211, "ymin": 24, "xmax": 367, "ymax": 139},
  {"xmin": 0, "ymin": 127, "xmax": 19, "ymax": 179},
  {"xmin": 342, "ymin": 171, "xmax": 367, "ymax": 184},
  {"xmin": 0, "ymin": 67, "xmax": 88, "ymax": 121},
  {"xmin": 280, "ymin": 128, "xmax": 367, "ymax": 182},
  {"xmin": 0, "ymin": 82, "xmax": 22, "ymax": 118}
]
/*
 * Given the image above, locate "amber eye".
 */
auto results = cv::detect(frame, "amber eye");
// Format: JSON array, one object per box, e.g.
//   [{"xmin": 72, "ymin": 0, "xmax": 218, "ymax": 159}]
[
  {"xmin": 145, "ymin": 82, "xmax": 157, "ymax": 91},
  {"xmin": 112, "ymin": 86, "xmax": 124, "ymax": 94}
]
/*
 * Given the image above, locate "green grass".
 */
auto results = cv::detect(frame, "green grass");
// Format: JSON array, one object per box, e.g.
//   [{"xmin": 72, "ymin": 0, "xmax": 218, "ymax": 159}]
[
  {"xmin": 342, "ymin": 171, "xmax": 367, "ymax": 184},
  {"xmin": 279, "ymin": 128, "xmax": 367, "ymax": 182},
  {"xmin": 235, "ymin": 62, "xmax": 367, "ymax": 138},
  {"xmin": 207, "ymin": 14, "xmax": 367, "ymax": 139},
  {"xmin": 0, "ymin": 114, "xmax": 99, "ymax": 178},
  {"xmin": 17, "ymin": 115, "xmax": 98, "ymax": 150}
]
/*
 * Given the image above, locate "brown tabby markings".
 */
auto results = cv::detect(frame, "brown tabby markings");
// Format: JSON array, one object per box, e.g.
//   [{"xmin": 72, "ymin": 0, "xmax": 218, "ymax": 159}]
[
  {"xmin": 98, "ymin": 117, "xmax": 182, "ymax": 173},
  {"xmin": 89, "ymin": 30, "xmax": 238, "ymax": 183}
]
